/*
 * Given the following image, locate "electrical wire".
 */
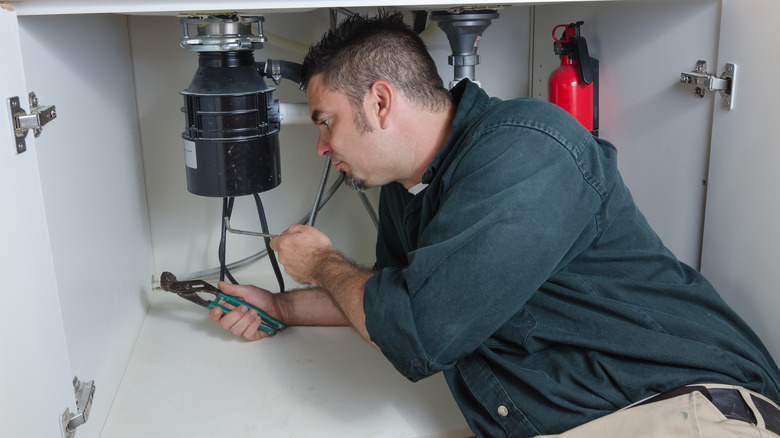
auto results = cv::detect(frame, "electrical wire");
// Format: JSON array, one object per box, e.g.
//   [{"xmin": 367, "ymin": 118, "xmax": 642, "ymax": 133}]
[
  {"xmin": 152, "ymin": 173, "xmax": 348, "ymax": 288},
  {"xmin": 254, "ymin": 193, "xmax": 285, "ymax": 293},
  {"xmin": 357, "ymin": 190, "xmax": 379, "ymax": 229},
  {"xmin": 308, "ymin": 154, "xmax": 331, "ymax": 226},
  {"xmin": 152, "ymin": 172, "xmax": 381, "ymax": 289},
  {"xmin": 219, "ymin": 197, "xmax": 238, "ymax": 284}
]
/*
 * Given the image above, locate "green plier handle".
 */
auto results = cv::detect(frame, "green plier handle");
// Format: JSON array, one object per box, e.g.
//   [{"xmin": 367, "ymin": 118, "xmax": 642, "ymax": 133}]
[
  {"xmin": 209, "ymin": 292, "xmax": 287, "ymax": 335},
  {"xmin": 159, "ymin": 271, "xmax": 287, "ymax": 335}
]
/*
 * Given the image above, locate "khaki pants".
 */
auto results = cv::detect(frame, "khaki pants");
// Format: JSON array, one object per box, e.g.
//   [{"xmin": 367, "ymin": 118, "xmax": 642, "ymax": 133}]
[{"xmin": 537, "ymin": 385, "xmax": 780, "ymax": 438}]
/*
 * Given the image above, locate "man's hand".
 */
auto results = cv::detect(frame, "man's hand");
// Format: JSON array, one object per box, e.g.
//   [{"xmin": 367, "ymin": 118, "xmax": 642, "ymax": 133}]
[
  {"xmin": 270, "ymin": 224, "xmax": 375, "ymax": 344},
  {"xmin": 270, "ymin": 224, "xmax": 332, "ymax": 285},
  {"xmin": 209, "ymin": 282, "xmax": 285, "ymax": 342}
]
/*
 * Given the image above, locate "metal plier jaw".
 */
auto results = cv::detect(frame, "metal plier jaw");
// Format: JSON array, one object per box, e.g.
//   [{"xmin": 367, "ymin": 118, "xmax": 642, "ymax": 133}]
[{"xmin": 159, "ymin": 271, "xmax": 287, "ymax": 335}]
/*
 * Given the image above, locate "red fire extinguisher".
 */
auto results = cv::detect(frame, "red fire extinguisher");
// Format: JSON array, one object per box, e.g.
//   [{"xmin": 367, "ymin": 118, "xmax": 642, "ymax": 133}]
[{"xmin": 549, "ymin": 21, "xmax": 599, "ymax": 136}]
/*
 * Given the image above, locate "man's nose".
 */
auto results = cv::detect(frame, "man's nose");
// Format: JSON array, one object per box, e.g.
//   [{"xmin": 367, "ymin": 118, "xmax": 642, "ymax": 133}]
[{"xmin": 316, "ymin": 135, "xmax": 331, "ymax": 157}]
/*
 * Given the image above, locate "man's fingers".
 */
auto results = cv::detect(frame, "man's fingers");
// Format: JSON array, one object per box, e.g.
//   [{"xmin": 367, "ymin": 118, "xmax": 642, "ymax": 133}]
[
  {"xmin": 219, "ymin": 305, "xmax": 247, "ymax": 330},
  {"xmin": 242, "ymin": 315, "xmax": 267, "ymax": 341},
  {"xmin": 208, "ymin": 282, "xmax": 278, "ymax": 341},
  {"xmin": 208, "ymin": 306, "xmax": 224, "ymax": 322},
  {"xmin": 228, "ymin": 307, "xmax": 251, "ymax": 336},
  {"xmin": 210, "ymin": 305, "xmax": 268, "ymax": 341},
  {"xmin": 218, "ymin": 281, "xmax": 246, "ymax": 297},
  {"xmin": 217, "ymin": 282, "xmax": 267, "ymax": 307}
]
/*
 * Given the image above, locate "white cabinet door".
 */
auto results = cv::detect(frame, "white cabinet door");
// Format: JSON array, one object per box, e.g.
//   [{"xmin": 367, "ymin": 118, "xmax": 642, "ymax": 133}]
[
  {"xmin": 14, "ymin": 13, "xmax": 155, "ymax": 437},
  {"xmin": 700, "ymin": 0, "xmax": 780, "ymax": 362},
  {"xmin": 0, "ymin": 6, "xmax": 76, "ymax": 437}
]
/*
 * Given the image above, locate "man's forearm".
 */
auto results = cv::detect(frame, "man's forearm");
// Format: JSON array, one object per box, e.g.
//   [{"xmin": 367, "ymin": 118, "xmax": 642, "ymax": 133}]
[
  {"xmin": 312, "ymin": 249, "xmax": 376, "ymax": 343},
  {"xmin": 277, "ymin": 286, "xmax": 350, "ymax": 327}
]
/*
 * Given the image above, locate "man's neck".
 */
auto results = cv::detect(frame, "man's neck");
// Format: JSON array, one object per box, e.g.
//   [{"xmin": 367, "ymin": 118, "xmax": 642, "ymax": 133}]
[{"xmin": 399, "ymin": 103, "xmax": 456, "ymax": 190}]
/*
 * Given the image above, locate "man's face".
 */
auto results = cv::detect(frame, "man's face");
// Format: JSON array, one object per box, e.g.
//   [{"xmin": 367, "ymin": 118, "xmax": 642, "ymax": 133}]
[{"xmin": 307, "ymin": 74, "xmax": 385, "ymax": 191}]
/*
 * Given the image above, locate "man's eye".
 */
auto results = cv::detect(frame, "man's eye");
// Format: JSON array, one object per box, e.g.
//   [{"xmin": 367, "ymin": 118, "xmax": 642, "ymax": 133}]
[{"xmin": 320, "ymin": 119, "xmax": 330, "ymax": 127}]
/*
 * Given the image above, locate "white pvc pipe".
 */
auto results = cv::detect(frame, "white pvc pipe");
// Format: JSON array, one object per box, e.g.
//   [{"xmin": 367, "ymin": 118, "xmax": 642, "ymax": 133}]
[{"xmin": 279, "ymin": 102, "xmax": 310, "ymax": 125}]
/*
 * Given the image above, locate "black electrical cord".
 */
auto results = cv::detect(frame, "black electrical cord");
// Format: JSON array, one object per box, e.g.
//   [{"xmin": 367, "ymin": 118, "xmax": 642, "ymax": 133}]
[
  {"xmin": 253, "ymin": 193, "xmax": 285, "ymax": 293},
  {"xmin": 219, "ymin": 197, "xmax": 228, "ymax": 281},
  {"xmin": 218, "ymin": 195, "xmax": 283, "ymax": 292},
  {"xmin": 219, "ymin": 197, "xmax": 238, "ymax": 284}
]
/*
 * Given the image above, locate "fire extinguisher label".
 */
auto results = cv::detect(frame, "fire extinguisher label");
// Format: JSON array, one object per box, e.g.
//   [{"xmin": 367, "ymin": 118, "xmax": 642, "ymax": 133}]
[{"xmin": 183, "ymin": 139, "xmax": 197, "ymax": 169}]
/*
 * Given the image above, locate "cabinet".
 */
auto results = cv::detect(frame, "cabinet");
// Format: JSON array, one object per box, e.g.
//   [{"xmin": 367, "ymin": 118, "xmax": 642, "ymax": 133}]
[
  {"xmin": 2, "ymin": 0, "xmax": 778, "ymax": 436},
  {"xmin": 0, "ymin": 8, "xmax": 75, "ymax": 438}
]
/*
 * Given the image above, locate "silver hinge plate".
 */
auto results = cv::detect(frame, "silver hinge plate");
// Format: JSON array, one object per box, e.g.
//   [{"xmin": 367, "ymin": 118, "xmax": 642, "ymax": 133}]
[
  {"xmin": 60, "ymin": 376, "xmax": 95, "ymax": 438},
  {"xmin": 680, "ymin": 60, "xmax": 737, "ymax": 110},
  {"xmin": 6, "ymin": 92, "xmax": 57, "ymax": 154}
]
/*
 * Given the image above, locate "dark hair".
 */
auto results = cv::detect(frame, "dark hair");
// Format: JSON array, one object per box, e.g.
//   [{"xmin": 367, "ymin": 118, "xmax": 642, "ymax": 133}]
[{"xmin": 301, "ymin": 12, "xmax": 451, "ymax": 113}]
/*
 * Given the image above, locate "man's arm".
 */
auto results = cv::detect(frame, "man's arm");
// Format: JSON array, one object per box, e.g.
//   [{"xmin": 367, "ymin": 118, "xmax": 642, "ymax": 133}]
[
  {"xmin": 279, "ymin": 285, "xmax": 351, "ymax": 327},
  {"xmin": 210, "ymin": 282, "xmax": 348, "ymax": 342},
  {"xmin": 270, "ymin": 224, "xmax": 377, "ymax": 344},
  {"xmin": 309, "ymin": 248, "xmax": 375, "ymax": 343}
]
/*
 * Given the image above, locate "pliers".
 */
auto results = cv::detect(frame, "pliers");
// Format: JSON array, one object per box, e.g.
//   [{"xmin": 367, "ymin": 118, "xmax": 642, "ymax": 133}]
[{"xmin": 159, "ymin": 271, "xmax": 287, "ymax": 335}]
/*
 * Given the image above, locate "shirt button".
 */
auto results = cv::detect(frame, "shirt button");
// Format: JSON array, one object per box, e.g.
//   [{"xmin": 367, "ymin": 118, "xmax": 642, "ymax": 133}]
[{"xmin": 498, "ymin": 405, "xmax": 509, "ymax": 417}]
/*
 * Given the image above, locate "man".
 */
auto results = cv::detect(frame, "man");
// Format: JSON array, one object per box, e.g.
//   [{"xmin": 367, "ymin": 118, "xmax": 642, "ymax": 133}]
[{"xmin": 211, "ymin": 12, "xmax": 780, "ymax": 437}]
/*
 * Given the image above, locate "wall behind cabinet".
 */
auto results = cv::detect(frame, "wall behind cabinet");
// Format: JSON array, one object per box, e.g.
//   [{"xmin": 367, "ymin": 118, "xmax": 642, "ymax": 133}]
[{"xmin": 425, "ymin": 5, "xmax": 532, "ymax": 99}]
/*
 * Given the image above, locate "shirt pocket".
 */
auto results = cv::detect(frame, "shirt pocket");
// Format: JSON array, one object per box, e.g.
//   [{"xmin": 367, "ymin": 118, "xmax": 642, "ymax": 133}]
[{"xmin": 484, "ymin": 306, "xmax": 537, "ymax": 353}]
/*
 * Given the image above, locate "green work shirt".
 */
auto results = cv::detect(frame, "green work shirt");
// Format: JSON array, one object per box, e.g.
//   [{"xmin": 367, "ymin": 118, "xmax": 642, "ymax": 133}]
[{"xmin": 363, "ymin": 79, "xmax": 780, "ymax": 437}]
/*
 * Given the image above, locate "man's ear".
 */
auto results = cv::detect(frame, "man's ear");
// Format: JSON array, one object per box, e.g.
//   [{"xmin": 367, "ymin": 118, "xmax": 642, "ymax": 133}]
[{"xmin": 369, "ymin": 80, "xmax": 394, "ymax": 130}]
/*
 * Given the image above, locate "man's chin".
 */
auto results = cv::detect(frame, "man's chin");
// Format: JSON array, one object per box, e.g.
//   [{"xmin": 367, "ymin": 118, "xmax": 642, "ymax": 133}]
[{"xmin": 341, "ymin": 171, "xmax": 368, "ymax": 193}]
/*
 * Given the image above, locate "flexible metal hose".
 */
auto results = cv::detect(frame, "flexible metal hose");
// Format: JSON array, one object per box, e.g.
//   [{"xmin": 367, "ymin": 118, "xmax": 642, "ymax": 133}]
[{"xmin": 308, "ymin": 153, "xmax": 331, "ymax": 226}]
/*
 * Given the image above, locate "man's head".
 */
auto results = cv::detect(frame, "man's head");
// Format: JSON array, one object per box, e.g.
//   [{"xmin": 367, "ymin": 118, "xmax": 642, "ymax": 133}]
[
  {"xmin": 302, "ymin": 12, "xmax": 451, "ymax": 123},
  {"xmin": 302, "ymin": 12, "xmax": 453, "ymax": 192}
]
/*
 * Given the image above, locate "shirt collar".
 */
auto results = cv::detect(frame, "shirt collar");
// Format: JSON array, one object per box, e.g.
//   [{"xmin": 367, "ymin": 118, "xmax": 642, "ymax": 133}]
[
  {"xmin": 421, "ymin": 79, "xmax": 489, "ymax": 184},
  {"xmin": 407, "ymin": 183, "xmax": 428, "ymax": 195}
]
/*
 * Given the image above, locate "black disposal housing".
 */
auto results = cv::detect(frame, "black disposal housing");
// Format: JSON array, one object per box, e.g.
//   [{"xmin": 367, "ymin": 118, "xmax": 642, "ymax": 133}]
[{"xmin": 181, "ymin": 50, "xmax": 281, "ymax": 197}]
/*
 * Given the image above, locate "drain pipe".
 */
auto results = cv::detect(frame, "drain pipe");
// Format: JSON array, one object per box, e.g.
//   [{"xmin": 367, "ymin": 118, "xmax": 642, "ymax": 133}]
[{"xmin": 430, "ymin": 9, "xmax": 499, "ymax": 89}]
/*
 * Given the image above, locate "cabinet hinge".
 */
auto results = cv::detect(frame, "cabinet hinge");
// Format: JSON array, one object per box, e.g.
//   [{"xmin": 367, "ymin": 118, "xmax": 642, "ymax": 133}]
[
  {"xmin": 60, "ymin": 376, "xmax": 95, "ymax": 438},
  {"xmin": 680, "ymin": 60, "xmax": 737, "ymax": 110},
  {"xmin": 6, "ymin": 92, "xmax": 57, "ymax": 154}
]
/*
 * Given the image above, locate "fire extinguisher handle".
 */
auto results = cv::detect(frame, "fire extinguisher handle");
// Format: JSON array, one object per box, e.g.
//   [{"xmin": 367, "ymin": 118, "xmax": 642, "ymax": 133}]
[{"xmin": 572, "ymin": 36, "xmax": 594, "ymax": 85}]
